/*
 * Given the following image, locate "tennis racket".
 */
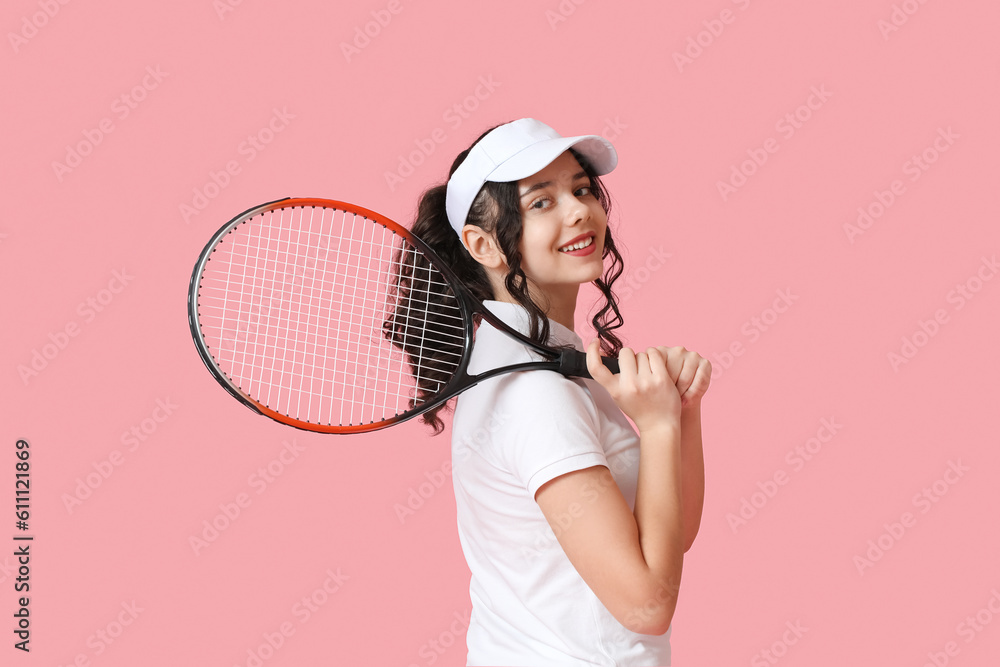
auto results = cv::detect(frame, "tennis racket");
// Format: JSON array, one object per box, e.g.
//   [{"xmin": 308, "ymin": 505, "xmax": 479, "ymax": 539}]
[{"xmin": 188, "ymin": 197, "xmax": 621, "ymax": 434}]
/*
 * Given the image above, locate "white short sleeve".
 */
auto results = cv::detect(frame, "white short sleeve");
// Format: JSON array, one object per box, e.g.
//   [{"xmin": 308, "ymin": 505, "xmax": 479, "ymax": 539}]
[{"xmin": 492, "ymin": 371, "xmax": 610, "ymax": 499}]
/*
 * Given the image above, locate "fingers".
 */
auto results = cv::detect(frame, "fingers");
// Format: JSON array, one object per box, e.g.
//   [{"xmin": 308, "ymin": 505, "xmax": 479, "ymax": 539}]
[
  {"xmin": 586, "ymin": 338, "xmax": 617, "ymax": 386},
  {"xmin": 674, "ymin": 349, "xmax": 699, "ymax": 399},
  {"xmin": 590, "ymin": 341, "xmax": 703, "ymax": 406},
  {"xmin": 656, "ymin": 346, "xmax": 683, "ymax": 384},
  {"xmin": 588, "ymin": 341, "xmax": 653, "ymax": 387},
  {"xmin": 634, "ymin": 349, "xmax": 650, "ymax": 376},
  {"xmin": 646, "ymin": 346, "xmax": 668, "ymax": 382},
  {"xmin": 588, "ymin": 341, "xmax": 683, "ymax": 427},
  {"xmin": 655, "ymin": 345, "xmax": 712, "ymax": 405},
  {"xmin": 616, "ymin": 343, "xmax": 638, "ymax": 377},
  {"xmin": 679, "ymin": 357, "xmax": 712, "ymax": 405}
]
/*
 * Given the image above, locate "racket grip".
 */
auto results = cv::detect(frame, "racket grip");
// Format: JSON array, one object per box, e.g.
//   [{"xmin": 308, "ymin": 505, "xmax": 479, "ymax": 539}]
[
  {"xmin": 559, "ymin": 349, "xmax": 620, "ymax": 378},
  {"xmin": 601, "ymin": 355, "xmax": 621, "ymax": 374}
]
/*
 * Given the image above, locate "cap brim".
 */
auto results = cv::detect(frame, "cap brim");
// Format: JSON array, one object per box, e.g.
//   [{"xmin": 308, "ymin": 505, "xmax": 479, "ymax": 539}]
[{"xmin": 485, "ymin": 134, "xmax": 617, "ymax": 183}]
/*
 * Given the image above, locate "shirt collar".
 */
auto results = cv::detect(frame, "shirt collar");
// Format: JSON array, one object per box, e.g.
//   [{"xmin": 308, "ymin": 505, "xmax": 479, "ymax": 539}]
[{"xmin": 481, "ymin": 300, "xmax": 584, "ymax": 351}]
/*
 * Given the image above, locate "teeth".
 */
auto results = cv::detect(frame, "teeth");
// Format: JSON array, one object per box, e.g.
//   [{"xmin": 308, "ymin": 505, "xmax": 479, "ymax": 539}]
[{"xmin": 559, "ymin": 237, "xmax": 593, "ymax": 252}]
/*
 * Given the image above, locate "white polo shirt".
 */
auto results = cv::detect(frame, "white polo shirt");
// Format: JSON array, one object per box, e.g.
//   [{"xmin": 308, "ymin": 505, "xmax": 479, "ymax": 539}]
[{"xmin": 451, "ymin": 300, "xmax": 671, "ymax": 666}]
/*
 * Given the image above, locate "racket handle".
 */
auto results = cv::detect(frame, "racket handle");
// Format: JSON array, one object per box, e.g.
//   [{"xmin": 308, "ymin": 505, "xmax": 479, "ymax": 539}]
[
  {"xmin": 559, "ymin": 349, "xmax": 620, "ymax": 379},
  {"xmin": 602, "ymin": 355, "xmax": 621, "ymax": 374}
]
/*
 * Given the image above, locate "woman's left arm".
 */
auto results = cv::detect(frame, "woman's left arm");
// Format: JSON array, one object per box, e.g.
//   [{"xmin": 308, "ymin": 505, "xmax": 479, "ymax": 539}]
[
  {"xmin": 679, "ymin": 400, "xmax": 705, "ymax": 552},
  {"xmin": 655, "ymin": 346, "xmax": 711, "ymax": 553}
]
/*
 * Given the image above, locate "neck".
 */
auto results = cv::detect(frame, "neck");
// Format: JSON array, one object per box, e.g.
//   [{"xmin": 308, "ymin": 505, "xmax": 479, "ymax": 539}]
[
  {"xmin": 489, "ymin": 272, "xmax": 579, "ymax": 333},
  {"xmin": 537, "ymin": 284, "xmax": 579, "ymax": 331}
]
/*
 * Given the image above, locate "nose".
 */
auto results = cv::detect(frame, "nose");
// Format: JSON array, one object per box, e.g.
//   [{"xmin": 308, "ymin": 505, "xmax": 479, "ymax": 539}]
[{"xmin": 562, "ymin": 193, "xmax": 589, "ymax": 226}]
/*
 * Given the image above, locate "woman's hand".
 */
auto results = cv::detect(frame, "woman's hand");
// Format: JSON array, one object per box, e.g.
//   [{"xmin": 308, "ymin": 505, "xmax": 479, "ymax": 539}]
[
  {"xmin": 655, "ymin": 346, "xmax": 712, "ymax": 408},
  {"xmin": 586, "ymin": 339, "xmax": 681, "ymax": 433}
]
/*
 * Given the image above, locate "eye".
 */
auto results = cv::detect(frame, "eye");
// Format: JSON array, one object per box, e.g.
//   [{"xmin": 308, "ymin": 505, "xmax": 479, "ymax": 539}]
[
  {"xmin": 575, "ymin": 186, "xmax": 593, "ymax": 197},
  {"xmin": 528, "ymin": 197, "xmax": 552, "ymax": 210}
]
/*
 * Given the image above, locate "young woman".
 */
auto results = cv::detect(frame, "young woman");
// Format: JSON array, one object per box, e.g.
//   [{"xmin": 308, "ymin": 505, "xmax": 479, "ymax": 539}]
[{"xmin": 401, "ymin": 118, "xmax": 710, "ymax": 666}]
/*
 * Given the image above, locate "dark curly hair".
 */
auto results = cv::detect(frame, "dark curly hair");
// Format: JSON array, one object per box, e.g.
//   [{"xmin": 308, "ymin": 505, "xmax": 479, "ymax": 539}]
[{"xmin": 383, "ymin": 124, "xmax": 626, "ymax": 434}]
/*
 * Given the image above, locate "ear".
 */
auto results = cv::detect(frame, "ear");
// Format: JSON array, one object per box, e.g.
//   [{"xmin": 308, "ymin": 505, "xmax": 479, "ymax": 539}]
[{"xmin": 461, "ymin": 225, "xmax": 507, "ymax": 270}]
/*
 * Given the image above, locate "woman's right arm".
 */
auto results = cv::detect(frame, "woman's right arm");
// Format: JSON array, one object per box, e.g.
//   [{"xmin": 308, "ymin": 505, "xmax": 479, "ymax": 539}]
[{"xmin": 534, "ymin": 343, "xmax": 685, "ymax": 636}]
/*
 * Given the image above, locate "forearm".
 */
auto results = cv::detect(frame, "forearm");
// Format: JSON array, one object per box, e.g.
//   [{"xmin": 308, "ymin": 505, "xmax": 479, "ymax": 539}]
[
  {"xmin": 679, "ymin": 401, "xmax": 706, "ymax": 552},
  {"xmin": 630, "ymin": 421, "xmax": 684, "ymax": 632}
]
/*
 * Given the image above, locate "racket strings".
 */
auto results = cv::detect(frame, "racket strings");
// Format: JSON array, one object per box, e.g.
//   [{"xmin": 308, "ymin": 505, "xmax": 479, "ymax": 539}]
[
  {"xmin": 198, "ymin": 277, "xmax": 467, "ymax": 329},
  {"xmin": 381, "ymin": 243, "xmax": 467, "ymax": 412},
  {"xmin": 214, "ymin": 240, "xmax": 462, "ymax": 295},
  {"xmin": 196, "ymin": 204, "xmax": 467, "ymax": 427}
]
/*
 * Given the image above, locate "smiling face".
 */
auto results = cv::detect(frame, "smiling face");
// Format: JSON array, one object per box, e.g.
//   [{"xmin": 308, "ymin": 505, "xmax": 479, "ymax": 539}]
[{"xmin": 515, "ymin": 150, "xmax": 608, "ymax": 308}]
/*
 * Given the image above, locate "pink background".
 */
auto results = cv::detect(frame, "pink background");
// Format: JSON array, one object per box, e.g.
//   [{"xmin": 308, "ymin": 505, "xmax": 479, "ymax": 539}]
[{"xmin": 3, "ymin": 1, "xmax": 999, "ymax": 665}]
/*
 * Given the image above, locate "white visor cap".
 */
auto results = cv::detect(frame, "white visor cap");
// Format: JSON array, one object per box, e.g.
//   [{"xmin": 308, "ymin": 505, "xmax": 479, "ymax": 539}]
[{"xmin": 444, "ymin": 118, "xmax": 618, "ymax": 235}]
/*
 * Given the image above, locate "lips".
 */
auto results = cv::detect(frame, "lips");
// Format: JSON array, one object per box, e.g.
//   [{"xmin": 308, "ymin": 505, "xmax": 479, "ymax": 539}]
[{"xmin": 558, "ymin": 232, "xmax": 596, "ymax": 253}]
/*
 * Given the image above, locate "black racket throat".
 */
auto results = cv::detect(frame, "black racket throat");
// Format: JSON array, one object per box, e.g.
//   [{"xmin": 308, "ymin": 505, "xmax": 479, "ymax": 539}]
[{"xmin": 471, "ymin": 303, "xmax": 620, "ymax": 381}]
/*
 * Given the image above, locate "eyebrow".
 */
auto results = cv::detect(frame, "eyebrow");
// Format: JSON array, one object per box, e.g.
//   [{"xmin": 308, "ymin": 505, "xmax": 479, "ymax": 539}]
[{"xmin": 519, "ymin": 170, "xmax": 589, "ymax": 198}]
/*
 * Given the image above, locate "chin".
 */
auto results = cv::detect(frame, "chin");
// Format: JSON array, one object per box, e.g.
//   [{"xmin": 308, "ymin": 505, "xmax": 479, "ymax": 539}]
[
  {"xmin": 585, "ymin": 258, "xmax": 606, "ymax": 281},
  {"xmin": 568, "ymin": 269, "xmax": 605, "ymax": 286}
]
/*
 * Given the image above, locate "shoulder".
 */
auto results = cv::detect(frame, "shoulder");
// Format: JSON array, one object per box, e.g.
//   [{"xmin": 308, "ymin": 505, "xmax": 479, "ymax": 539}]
[
  {"xmin": 484, "ymin": 371, "xmax": 605, "ymax": 459},
  {"xmin": 492, "ymin": 369, "xmax": 598, "ymax": 421},
  {"xmin": 453, "ymin": 370, "xmax": 600, "ymax": 462}
]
